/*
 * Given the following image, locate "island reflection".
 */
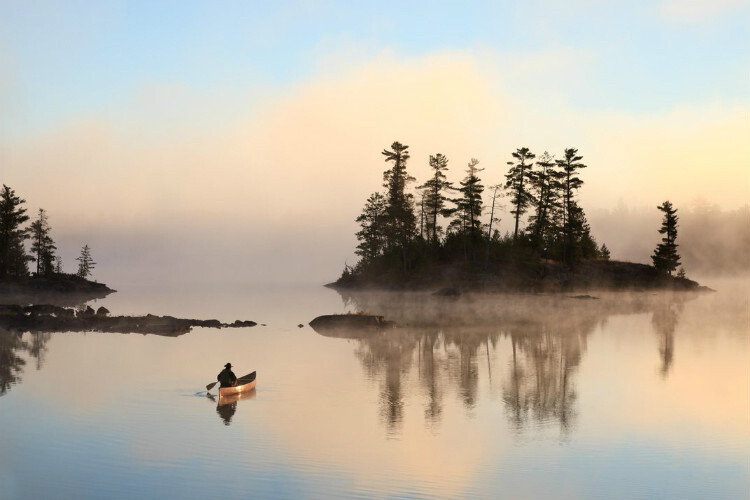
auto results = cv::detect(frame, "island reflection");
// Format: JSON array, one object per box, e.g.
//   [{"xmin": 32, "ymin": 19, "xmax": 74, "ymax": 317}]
[{"xmin": 319, "ymin": 289, "xmax": 697, "ymax": 435}]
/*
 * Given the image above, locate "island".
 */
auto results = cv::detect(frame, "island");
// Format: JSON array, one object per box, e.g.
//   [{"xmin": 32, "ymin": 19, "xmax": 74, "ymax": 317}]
[{"xmin": 330, "ymin": 142, "xmax": 708, "ymax": 293}]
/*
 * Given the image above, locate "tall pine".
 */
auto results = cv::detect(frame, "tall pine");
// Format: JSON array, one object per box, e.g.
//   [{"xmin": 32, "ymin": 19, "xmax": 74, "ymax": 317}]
[
  {"xmin": 505, "ymin": 148, "xmax": 535, "ymax": 240},
  {"xmin": 381, "ymin": 141, "xmax": 417, "ymax": 271},
  {"xmin": 30, "ymin": 208, "xmax": 57, "ymax": 275},
  {"xmin": 0, "ymin": 185, "xmax": 31, "ymax": 278},
  {"xmin": 556, "ymin": 148, "xmax": 588, "ymax": 265},
  {"xmin": 526, "ymin": 151, "xmax": 563, "ymax": 253},
  {"xmin": 450, "ymin": 158, "xmax": 484, "ymax": 262},
  {"xmin": 652, "ymin": 201, "xmax": 681, "ymax": 275},
  {"xmin": 418, "ymin": 153, "xmax": 453, "ymax": 245}
]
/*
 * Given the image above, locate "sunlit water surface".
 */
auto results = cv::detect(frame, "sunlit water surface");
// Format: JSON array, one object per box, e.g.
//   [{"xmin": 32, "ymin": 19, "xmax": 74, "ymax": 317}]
[{"xmin": 1, "ymin": 279, "xmax": 748, "ymax": 500}]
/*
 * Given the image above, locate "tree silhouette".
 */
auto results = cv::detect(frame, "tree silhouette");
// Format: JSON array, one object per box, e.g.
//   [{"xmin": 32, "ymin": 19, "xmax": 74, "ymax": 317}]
[
  {"xmin": 527, "ymin": 151, "xmax": 563, "ymax": 253},
  {"xmin": 450, "ymin": 159, "xmax": 485, "ymax": 262},
  {"xmin": 76, "ymin": 244, "xmax": 96, "ymax": 278},
  {"xmin": 556, "ymin": 148, "xmax": 588, "ymax": 265},
  {"xmin": 652, "ymin": 201, "xmax": 681, "ymax": 275},
  {"xmin": 381, "ymin": 141, "xmax": 417, "ymax": 271},
  {"xmin": 30, "ymin": 208, "xmax": 57, "ymax": 275},
  {"xmin": 505, "ymin": 148, "xmax": 536, "ymax": 240},
  {"xmin": 355, "ymin": 192, "xmax": 387, "ymax": 264},
  {"xmin": 0, "ymin": 185, "xmax": 31, "ymax": 278},
  {"xmin": 417, "ymin": 153, "xmax": 453, "ymax": 246}
]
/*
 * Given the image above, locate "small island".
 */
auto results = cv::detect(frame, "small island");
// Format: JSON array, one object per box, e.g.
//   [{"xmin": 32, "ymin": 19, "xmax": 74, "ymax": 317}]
[
  {"xmin": 0, "ymin": 185, "xmax": 258, "ymax": 334},
  {"xmin": 331, "ymin": 142, "xmax": 706, "ymax": 293},
  {"xmin": 0, "ymin": 185, "xmax": 117, "ymax": 305}
]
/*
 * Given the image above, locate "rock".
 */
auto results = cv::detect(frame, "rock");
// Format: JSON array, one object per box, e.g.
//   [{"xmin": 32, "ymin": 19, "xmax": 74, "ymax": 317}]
[
  {"xmin": 96, "ymin": 306, "xmax": 110, "ymax": 316},
  {"xmin": 569, "ymin": 294, "xmax": 599, "ymax": 300},
  {"xmin": 297, "ymin": 324, "xmax": 304, "ymax": 328},
  {"xmin": 309, "ymin": 314, "xmax": 395, "ymax": 338},
  {"xmin": 231, "ymin": 320, "xmax": 257, "ymax": 328},
  {"xmin": 77, "ymin": 306, "xmax": 96, "ymax": 318}
]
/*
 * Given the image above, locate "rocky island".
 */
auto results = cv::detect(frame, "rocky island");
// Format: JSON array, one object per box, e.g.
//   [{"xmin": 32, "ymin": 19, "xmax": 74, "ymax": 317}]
[{"xmin": 331, "ymin": 142, "xmax": 708, "ymax": 293}]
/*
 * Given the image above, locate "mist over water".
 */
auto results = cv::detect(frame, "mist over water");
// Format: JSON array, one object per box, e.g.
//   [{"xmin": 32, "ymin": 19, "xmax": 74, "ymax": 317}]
[{"xmin": 1, "ymin": 279, "xmax": 747, "ymax": 499}]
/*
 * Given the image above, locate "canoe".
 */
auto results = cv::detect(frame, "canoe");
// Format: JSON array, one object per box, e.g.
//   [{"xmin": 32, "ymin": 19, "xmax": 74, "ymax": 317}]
[
  {"xmin": 217, "ymin": 387, "xmax": 256, "ymax": 406},
  {"xmin": 218, "ymin": 371, "xmax": 256, "ymax": 397}
]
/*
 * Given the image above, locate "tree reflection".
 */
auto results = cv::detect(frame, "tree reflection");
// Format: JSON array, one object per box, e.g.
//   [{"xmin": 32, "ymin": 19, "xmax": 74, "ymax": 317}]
[
  {"xmin": 502, "ymin": 318, "xmax": 588, "ymax": 434},
  {"xmin": 651, "ymin": 295, "xmax": 685, "ymax": 377},
  {"xmin": 0, "ymin": 329, "xmax": 51, "ymax": 396},
  {"xmin": 327, "ymin": 289, "xmax": 699, "ymax": 435}
]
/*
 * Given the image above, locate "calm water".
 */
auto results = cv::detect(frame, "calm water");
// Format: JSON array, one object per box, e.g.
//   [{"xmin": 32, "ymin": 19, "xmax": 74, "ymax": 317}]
[{"xmin": 1, "ymin": 280, "xmax": 748, "ymax": 500}]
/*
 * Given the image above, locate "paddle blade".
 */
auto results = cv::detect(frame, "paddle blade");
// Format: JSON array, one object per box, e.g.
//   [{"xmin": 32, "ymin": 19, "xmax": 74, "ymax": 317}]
[{"xmin": 206, "ymin": 381, "xmax": 218, "ymax": 391}]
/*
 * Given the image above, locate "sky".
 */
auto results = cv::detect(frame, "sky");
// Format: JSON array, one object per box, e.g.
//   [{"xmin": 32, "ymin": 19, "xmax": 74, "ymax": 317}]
[{"xmin": 1, "ymin": 0, "xmax": 748, "ymax": 285}]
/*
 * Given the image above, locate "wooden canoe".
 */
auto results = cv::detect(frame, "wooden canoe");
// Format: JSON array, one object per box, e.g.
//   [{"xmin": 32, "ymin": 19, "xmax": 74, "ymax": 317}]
[{"xmin": 218, "ymin": 371, "xmax": 256, "ymax": 397}]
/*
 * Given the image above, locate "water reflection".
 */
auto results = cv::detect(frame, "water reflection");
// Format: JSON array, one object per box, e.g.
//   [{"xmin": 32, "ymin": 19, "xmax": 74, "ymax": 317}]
[
  {"xmin": 207, "ymin": 389, "xmax": 256, "ymax": 426},
  {"xmin": 326, "ymin": 290, "xmax": 696, "ymax": 434},
  {"xmin": 0, "ymin": 329, "xmax": 51, "ymax": 396},
  {"xmin": 651, "ymin": 297, "xmax": 684, "ymax": 377}
]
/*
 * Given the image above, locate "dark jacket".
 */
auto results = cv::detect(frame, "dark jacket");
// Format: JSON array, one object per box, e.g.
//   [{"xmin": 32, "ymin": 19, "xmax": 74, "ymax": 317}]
[{"xmin": 217, "ymin": 367, "xmax": 237, "ymax": 387}]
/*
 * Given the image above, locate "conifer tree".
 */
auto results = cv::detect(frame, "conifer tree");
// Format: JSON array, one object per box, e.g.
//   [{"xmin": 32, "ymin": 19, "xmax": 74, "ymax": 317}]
[
  {"xmin": 355, "ymin": 192, "xmax": 387, "ymax": 264},
  {"xmin": 451, "ymin": 158, "xmax": 484, "ymax": 238},
  {"xmin": 505, "ymin": 148, "xmax": 535, "ymax": 240},
  {"xmin": 417, "ymin": 153, "xmax": 453, "ymax": 245},
  {"xmin": 381, "ymin": 141, "xmax": 417, "ymax": 271},
  {"xmin": 30, "ymin": 208, "xmax": 57, "ymax": 275},
  {"xmin": 76, "ymin": 244, "xmax": 96, "ymax": 278},
  {"xmin": 0, "ymin": 185, "xmax": 31, "ymax": 278},
  {"xmin": 652, "ymin": 201, "xmax": 681, "ymax": 275},
  {"xmin": 527, "ymin": 151, "xmax": 563, "ymax": 252},
  {"xmin": 556, "ymin": 148, "xmax": 588, "ymax": 264},
  {"xmin": 449, "ymin": 158, "xmax": 484, "ymax": 263},
  {"xmin": 599, "ymin": 243, "xmax": 611, "ymax": 260}
]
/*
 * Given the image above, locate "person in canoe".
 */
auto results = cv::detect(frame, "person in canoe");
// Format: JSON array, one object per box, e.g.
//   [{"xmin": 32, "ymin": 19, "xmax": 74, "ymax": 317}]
[{"xmin": 217, "ymin": 362, "xmax": 237, "ymax": 387}]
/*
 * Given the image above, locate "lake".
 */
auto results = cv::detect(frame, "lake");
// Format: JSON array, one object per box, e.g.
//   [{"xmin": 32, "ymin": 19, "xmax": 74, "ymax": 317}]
[{"xmin": 1, "ymin": 279, "xmax": 748, "ymax": 500}]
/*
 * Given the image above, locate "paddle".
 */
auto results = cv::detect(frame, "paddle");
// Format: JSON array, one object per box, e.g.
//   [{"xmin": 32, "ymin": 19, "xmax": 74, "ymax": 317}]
[{"xmin": 206, "ymin": 371, "xmax": 255, "ymax": 392}]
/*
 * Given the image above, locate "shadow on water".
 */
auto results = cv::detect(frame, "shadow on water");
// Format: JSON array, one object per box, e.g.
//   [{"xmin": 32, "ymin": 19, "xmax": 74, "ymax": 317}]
[
  {"xmin": 314, "ymin": 289, "xmax": 703, "ymax": 435},
  {"xmin": 206, "ymin": 389, "xmax": 256, "ymax": 426}
]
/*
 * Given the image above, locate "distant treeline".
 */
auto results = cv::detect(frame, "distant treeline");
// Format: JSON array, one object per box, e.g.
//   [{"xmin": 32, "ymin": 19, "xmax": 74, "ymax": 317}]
[
  {"xmin": 343, "ymin": 142, "xmax": 683, "ymax": 283},
  {"xmin": 0, "ymin": 185, "xmax": 95, "ymax": 280}
]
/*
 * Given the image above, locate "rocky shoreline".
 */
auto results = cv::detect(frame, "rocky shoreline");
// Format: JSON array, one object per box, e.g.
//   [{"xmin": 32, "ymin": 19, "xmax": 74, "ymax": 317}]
[
  {"xmin": 330, "ymin": 259, "xmax": 711, "ymax": 293},
  {"xmin": 0, "ymin": 304, "xmax": 256, "ymax": 337}
]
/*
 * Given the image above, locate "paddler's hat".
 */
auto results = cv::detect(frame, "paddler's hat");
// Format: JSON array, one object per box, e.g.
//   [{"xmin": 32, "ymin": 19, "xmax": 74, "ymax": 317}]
[{"xmin": 225, "ymin": 363, "xmax": 232, "ymax": 368}]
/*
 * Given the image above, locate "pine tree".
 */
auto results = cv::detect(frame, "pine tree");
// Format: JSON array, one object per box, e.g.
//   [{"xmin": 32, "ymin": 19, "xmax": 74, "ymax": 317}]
[
  {"xmin": 355, "ymin": 192, "xmax": 387, "ymax": 264},
  {"xmin": 599, "ymin": 243, "xmax": 611, "ymax": 260},
  {"xmin": 449, "ymin": 159, "xmax": 484, "ymax": 263},
  {"xmin": 505, "ymin": 148, "xmax": 535, "ymax": 240},
  {"xmin": 556, "ymin": 148, "xmax": 588, "ymax": 265},
  {"xmin": 381, "ymin": 141, "xmax": 417, "ymax": 271},
  {"xmin": 30, "ymin": 208, "xmax": 57, "ymax": 275},
  {"xmin": 526, "ymin": 151, "xmax": 563, "ymax": 252},
  {"xmin": 0, "ymin": 185, "xmax": 31, "ymax": 278},
  {"xmin": 452, "ymin": 158, "xmax": 484, "ymax": 238},
  {"xmin": 417, "ymin": 153, "xmax": 453, "ymax": 245},
  {"xmin": 652, "ymin": 201, "xmax": 681, "ymax": 275},
  {"xmin": 76, "ymin": 245, "xmax": 96, "ymax": 278}
]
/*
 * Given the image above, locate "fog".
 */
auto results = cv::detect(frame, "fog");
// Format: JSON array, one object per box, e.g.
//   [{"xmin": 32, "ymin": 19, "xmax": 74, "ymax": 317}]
[{"xmin": 3, "ymin": 54, "xmax": 748, "ymax": 287}]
